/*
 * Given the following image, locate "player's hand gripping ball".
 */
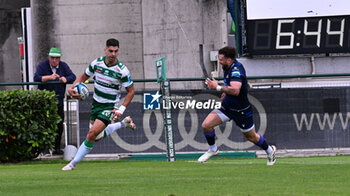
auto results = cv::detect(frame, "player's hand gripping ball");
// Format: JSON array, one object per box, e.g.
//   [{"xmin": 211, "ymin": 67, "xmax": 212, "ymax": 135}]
[{"xmin": 73, "ymin": 82, "xmax": 89, "ymax": 101}]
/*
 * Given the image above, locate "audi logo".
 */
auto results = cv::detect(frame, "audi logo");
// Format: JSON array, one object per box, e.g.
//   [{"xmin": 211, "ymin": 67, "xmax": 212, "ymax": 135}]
[{"xmin": 110, "ymin": 94, "xmax": 267, "ymax": 151}]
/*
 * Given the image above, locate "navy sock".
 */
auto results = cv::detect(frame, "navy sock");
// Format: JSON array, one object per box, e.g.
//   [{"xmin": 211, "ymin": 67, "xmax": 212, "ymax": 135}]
[
  {"xmin": 204, "ymin": 129, "xmax": 216, "ymax": 146},
  {"xmin": 255, "ymin": 133, "xmax": 269, "ymax": 150}
]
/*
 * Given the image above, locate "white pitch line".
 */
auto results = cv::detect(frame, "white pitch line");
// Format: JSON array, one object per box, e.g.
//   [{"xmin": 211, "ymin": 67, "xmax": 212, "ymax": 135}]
[
  {"xmin": 185, "ymin": 160, "xmax": 258, "ymax": 165},
  {"xmin": 277, "ymin": 161, "xmax": 350, "ymax": 165},
  {"xmin": 185, "ymin": 160, "xmax": 350, "ymax": 165}
]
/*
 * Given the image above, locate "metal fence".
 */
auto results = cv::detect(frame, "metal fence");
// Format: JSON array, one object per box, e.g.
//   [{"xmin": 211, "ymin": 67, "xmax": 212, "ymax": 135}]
[{"xmin": 2, "ymin": 74, "xmax": 350, "ymax": 155}]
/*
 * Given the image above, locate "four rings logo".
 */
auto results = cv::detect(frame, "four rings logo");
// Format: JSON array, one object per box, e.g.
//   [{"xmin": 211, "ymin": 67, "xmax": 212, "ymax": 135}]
[{"xmin": 112, "ymin": 94, "xmax": 267, "ymax": 151}]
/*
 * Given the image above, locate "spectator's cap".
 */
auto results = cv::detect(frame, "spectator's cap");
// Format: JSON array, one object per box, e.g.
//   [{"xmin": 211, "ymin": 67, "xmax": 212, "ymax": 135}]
[{"xmin": 48, "ymin": 48, "xmax": 62, "ymax": 57}]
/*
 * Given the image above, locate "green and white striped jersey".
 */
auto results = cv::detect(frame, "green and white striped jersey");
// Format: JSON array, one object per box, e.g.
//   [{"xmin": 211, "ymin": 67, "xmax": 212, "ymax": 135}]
[{"xmin": 85, "ymin": 56, "xmax": 133, "ymax": 108}]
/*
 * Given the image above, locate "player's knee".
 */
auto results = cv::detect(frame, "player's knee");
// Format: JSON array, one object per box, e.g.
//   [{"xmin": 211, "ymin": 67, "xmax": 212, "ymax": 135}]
[
  {"xmin": 245, "ymin": 133, "xmax": 259, "ymax": 143},
  {"xmin": 86, "ymin": 131, "xmax": 97, "ymax": 141},
  {"xmin": 246, "ymin": 136, "xmax": 256, "ymax": 143},
  {"xmin": 201, "ymin": 122, "xmax": 212, "ymax": 132}
]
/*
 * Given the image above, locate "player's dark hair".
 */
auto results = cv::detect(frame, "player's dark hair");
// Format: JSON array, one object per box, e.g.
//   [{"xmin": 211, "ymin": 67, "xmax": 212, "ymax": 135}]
[
  {"xmin": 106, "ymin": 38, "xmax": 119, "ymax": 47},
  {"xmin": 218, "ymin": 46, "xmax": 237, "ymax": 60}
]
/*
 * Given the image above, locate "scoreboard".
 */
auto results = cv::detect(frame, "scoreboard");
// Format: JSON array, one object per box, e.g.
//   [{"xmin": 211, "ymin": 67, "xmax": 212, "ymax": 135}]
[{"xmin": 243, "ymin": 0, "xmax": 350, "ymax": 56}]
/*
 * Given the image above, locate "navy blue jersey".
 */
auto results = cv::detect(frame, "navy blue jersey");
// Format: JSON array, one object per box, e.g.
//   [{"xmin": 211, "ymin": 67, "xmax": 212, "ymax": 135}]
[{"xmin": 222, "ymin": 60, "xmax": 250, "ymax": 110}]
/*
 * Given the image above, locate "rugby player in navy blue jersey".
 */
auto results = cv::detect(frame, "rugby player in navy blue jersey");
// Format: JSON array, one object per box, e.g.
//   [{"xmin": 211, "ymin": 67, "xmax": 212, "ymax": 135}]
[{"xmin": 198, "ymin": 46, "xmax": 276, "ymax": 165}]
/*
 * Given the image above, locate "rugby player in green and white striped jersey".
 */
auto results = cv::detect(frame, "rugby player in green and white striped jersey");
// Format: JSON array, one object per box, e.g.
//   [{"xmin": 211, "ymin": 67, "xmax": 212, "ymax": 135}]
[{"xmin": 62, "ymin": 38, "xmax": 136, "ymax": 171}]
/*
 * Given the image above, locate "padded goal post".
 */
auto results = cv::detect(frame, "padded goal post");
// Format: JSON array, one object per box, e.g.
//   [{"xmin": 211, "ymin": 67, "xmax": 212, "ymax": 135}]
[{"xmin": 156, "ymin": 57, "xmax": 176, "ymax": 162}]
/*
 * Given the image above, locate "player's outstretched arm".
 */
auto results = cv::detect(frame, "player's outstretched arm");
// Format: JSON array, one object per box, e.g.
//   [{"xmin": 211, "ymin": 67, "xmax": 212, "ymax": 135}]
[
  {"xmin": 122, "ymin": 85, "xmax": 135, "ymax": 107},
  {"xmin": 206, "ymin": 78, "xmax": 241, "ymax": 96},
  {"xmin": 111, "ymin": 85, "xmax": 135, "ymax": 120},
  {"xmin": 224, "ymin": 81, "xmax": 242, "ymax": 96}
]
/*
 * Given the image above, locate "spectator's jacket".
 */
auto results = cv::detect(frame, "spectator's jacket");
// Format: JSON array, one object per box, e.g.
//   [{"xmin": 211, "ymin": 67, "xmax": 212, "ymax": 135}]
[{"xmin": 34, "ymin": 60, "xmax": 76, "ymax": 107}]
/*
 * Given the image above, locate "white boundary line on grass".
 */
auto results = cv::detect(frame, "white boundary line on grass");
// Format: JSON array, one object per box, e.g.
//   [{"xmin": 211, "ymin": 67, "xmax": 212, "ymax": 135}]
[
  {"xmin": 37, "ymin": 147, "xmax": 350, "ymax": 160},
  {"xmin": 253, "ymin": 147, "xmax": 350, "ymax": 158},
  {"xmin": 186, "ymin": 160, "xmax": 350, "ymax": 165}
]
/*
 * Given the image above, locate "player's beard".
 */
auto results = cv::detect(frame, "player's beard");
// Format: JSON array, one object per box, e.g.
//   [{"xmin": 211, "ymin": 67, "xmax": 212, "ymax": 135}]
[
  {"xmin": 107, "ymin": 56, "xmax": 116, "ymax": 65},
  {"xmin": 222, "ymin": 63, "xmax": 230, "ymax": 70}
]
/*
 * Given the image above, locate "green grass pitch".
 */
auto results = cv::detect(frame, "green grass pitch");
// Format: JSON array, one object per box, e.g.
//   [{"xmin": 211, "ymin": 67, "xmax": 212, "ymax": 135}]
[{"xmin": 1, "ymin": 156, "xmax": 350, "ymax": 196}]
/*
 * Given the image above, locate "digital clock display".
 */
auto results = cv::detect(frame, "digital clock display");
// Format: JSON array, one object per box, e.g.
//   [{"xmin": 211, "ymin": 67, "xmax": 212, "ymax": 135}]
[{"xmin": 245, "ymin": 15, "xmax": 350, "ymax": 55}]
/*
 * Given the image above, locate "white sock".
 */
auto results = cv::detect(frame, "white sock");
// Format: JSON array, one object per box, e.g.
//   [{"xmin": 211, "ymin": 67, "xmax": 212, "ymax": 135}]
[
  {"xmin": 209, "ymin": 144, "xmax": 217, "ymax": 152},
  {"xmin": 95, "ymin": 122, "xmax": 127, "ymax": 141},
  {"xmin": 71, "ymin": 140, "xmax": 93, "ymax": 166},
  {"xmin": 266, "ymin": 145, "xmax": 273, "ymax": 154},
  {"xmin": 104, "ymin": 122, "xmax": 125, "ymax": 137}
]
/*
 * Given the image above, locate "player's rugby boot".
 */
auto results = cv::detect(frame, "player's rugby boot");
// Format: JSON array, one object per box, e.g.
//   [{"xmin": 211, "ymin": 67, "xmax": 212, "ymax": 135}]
[
  {"xmin": 198, "ymin": 150, "xmax": 219, "ymax": 163},
  {"xmin": 267, "ymin": 145, "xmax": 277, "ymax": 166},
  {"xmin": 122, "ymin": 116, "xmax": 136, "ymax": 131}
]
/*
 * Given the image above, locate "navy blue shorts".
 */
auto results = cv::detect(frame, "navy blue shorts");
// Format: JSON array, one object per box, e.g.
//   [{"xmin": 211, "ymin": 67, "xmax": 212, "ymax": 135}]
[{"xmin": 215, "ymin": 103, "xmax": 254, "ymax": 132}]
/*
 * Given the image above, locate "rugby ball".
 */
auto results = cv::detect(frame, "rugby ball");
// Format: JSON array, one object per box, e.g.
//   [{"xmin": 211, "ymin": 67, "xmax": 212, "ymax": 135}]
[{"xmin": 73, "ymin": 82, "xmax": 89, "ymax": 100}]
